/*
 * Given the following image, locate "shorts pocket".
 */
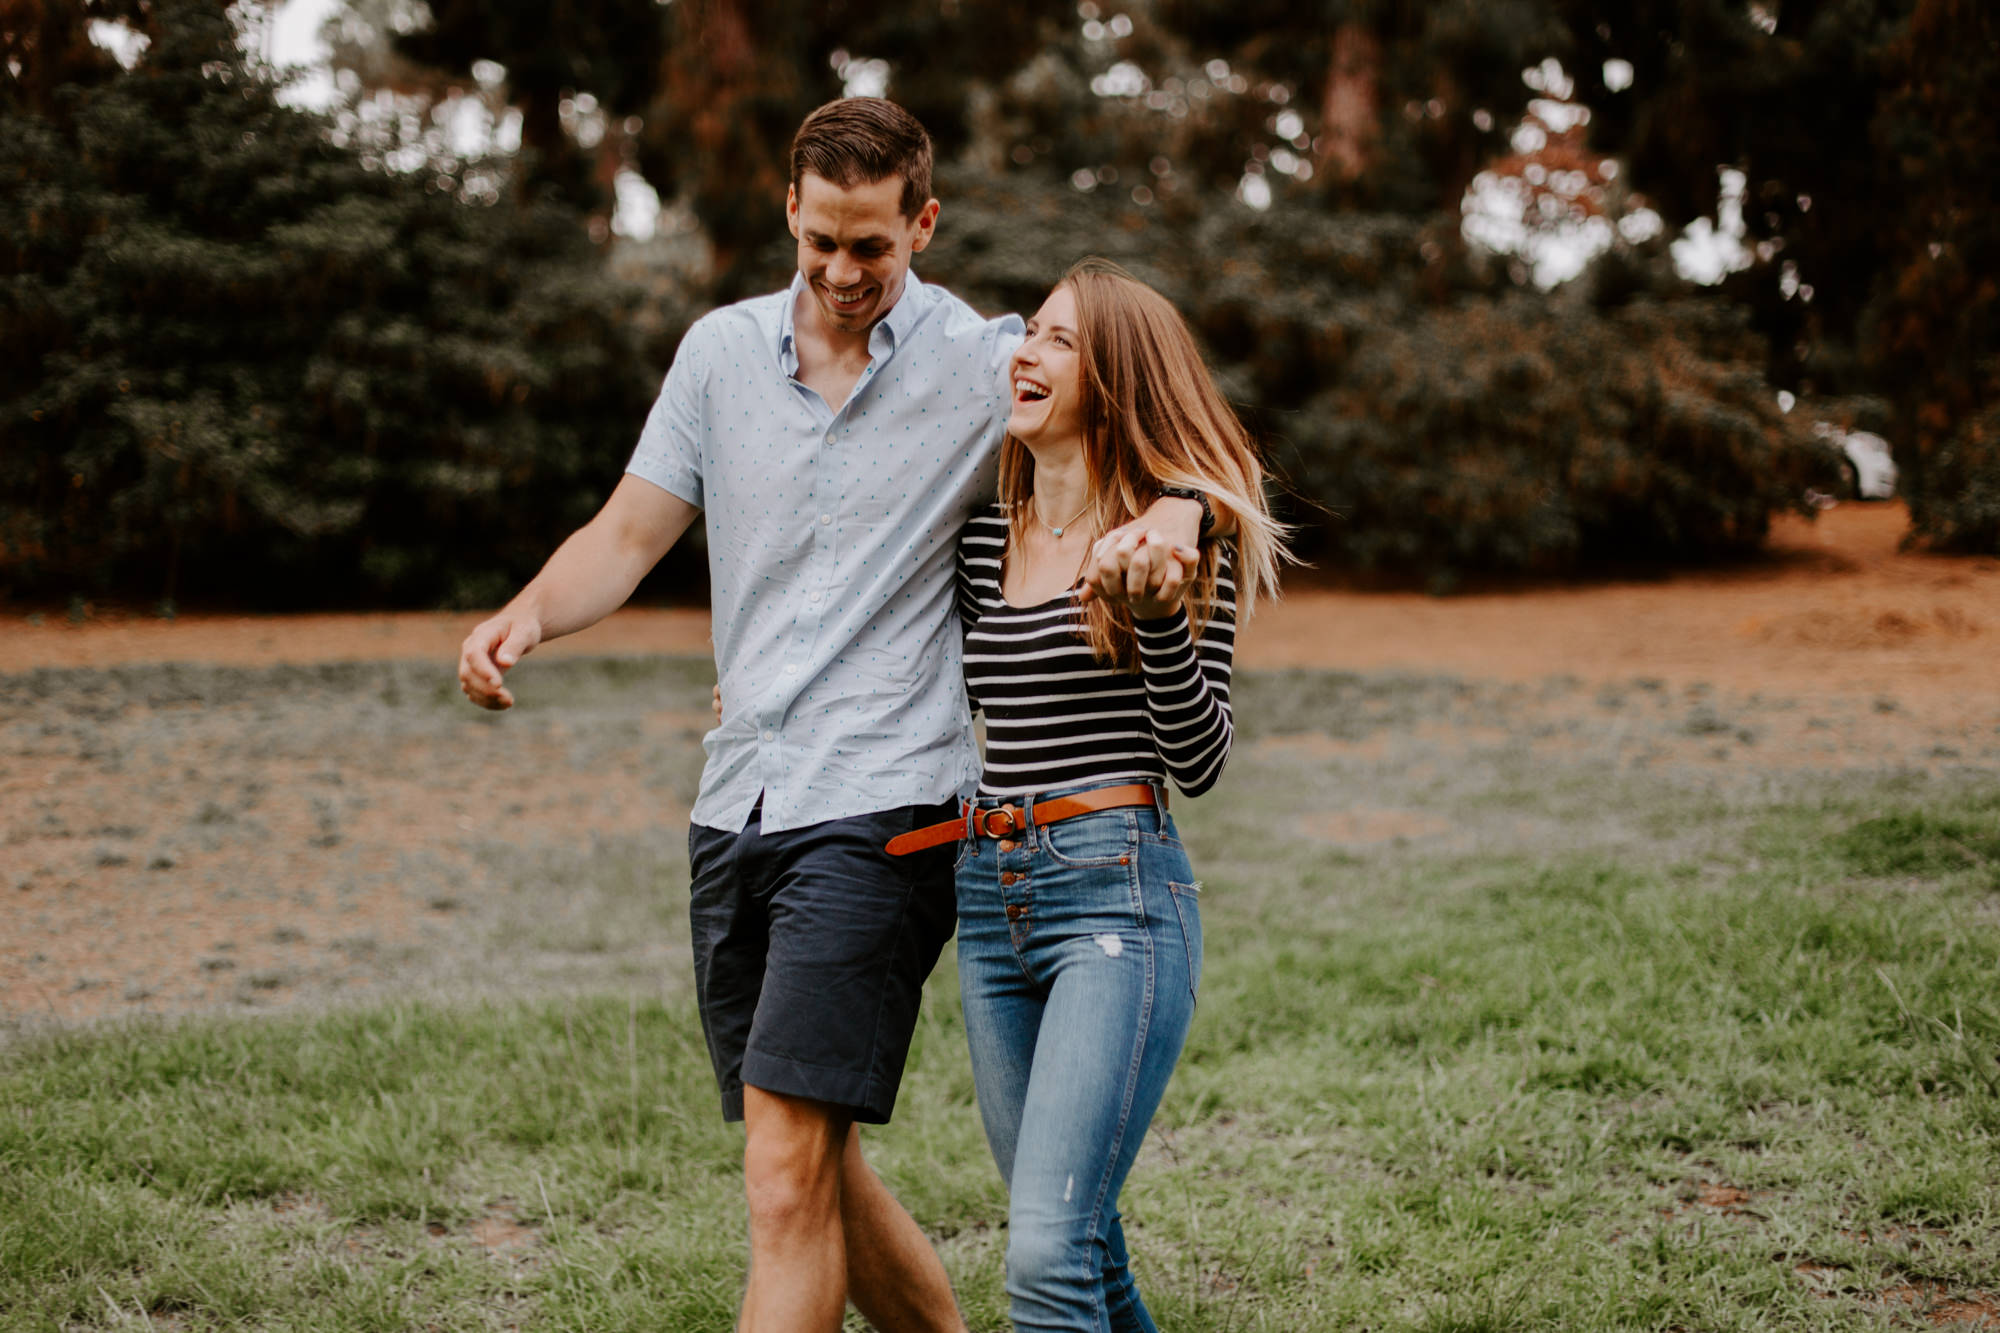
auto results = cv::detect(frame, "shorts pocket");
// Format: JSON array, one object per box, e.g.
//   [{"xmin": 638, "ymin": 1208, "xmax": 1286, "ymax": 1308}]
[{"xmin": 1167, "ymin": 881, "xmax": 1203, "ymax": 1002}]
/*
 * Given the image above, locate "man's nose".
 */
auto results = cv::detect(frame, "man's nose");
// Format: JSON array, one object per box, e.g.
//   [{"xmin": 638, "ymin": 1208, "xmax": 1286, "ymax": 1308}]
[{"xmin": 826, "ymin": 251, "xmax": 862, "ymax": 287}]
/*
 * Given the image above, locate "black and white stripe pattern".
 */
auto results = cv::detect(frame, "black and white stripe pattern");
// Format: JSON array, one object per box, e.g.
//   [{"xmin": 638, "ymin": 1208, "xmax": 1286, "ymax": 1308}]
[{"xmin": 957, "ymin": 506, "xmax": 1236, "ymax": 800}]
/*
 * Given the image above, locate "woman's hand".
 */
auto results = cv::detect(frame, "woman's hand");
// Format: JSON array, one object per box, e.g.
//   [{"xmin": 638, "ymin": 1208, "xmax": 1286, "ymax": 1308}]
[{"xmin": 1080, "ymin": 530, "xmax": 1189, "ymax": 620}]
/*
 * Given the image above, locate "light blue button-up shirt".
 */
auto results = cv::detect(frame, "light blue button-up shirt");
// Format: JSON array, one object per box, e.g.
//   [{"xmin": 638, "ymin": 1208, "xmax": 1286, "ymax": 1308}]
[{"xmin": 627, "ymin": 270, "xmax": 1024, "ymax": 833}]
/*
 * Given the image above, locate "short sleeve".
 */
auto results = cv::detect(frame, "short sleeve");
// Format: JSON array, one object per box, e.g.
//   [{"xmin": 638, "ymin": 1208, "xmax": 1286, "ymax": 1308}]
[
  {"xmin": 988, "ymin": 314, "xmax": 1025, "ymax": 382},
  {"xmin": 624, "ymin": 323, "xmax": 709, "ymax": 508}
]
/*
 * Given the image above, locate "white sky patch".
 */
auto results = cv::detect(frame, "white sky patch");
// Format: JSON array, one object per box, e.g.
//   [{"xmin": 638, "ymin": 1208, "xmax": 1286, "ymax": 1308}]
[
  {"xmin": 1528, "ymin": 97, "xmax": 1589, "ymax": 134},
  {"xmin": 1462, "ymin": 169, "xmax": 1616, "ymax": 287},
  {"xmin": 439, "ymin": 90, "xmax": 496, "ymax": 157},
  {"xmin": 1238, "ymin": 172, "xmax": 1272, "ymax": 211},
  {"xmin": 1091, "ymin": 60, "xmax": 1149, "ymax": 98},
  {"xmin": 840, "ymin": 57, "xmax": 889, "ymax": 99},
  {"xmin": 1669, "ymin": 167, "xmax": 1752, "ymax": 284},
  {"xmin": 257, "ymin": 0, "xmax": 342, "ymax": 109},
  {"xmin": 612, "ymin": 168, "xmax": 662, "ymax": 241},
  {"xmin": 87, "ymin": 19, "xmax": 150, "ymax": 68},
  {"xmin": 1521, "ymin": 57, "xmax": 1574, "ymax": 100},
  {"xmin": 1602, "ymin": 59, "xmax": 1634, "ymax": 92}
]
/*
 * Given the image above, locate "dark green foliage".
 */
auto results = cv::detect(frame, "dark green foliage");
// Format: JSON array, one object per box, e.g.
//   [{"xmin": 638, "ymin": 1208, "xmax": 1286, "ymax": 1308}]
[
  {"xmin": 0, "ymin": 0, "xmax": 674, "ymax": 607},
  {"xmin": 1539, "ymin": 0, "xmax": 1999, "ymax": 552},
  {"xmin": 1862, "ymin": 0, "xmax": 2000, "ymax": 552},
  {"xmin": 1285, "ymin": 294, "xmax": 1832, "ymax": 580},
  {"xmin": 925, "ymin": 169, "xmax": 1836, "ymax": 582}
]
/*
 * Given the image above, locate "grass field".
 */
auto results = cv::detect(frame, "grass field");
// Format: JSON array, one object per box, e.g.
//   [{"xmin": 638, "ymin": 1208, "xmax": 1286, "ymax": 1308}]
[{"xmin": 4, "ymin": 658, "xmax": 1998, "ymax": 1331}]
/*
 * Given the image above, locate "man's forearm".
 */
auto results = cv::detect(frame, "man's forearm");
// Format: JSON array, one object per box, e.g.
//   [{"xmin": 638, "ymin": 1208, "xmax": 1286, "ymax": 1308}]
[
  {"xmin": 1137, "ymin": 494, "xmax": 1207, "ymax": 549},
  {"xmin": 505, "ymin": 477, "xmax": 701, "ymax": 642}
]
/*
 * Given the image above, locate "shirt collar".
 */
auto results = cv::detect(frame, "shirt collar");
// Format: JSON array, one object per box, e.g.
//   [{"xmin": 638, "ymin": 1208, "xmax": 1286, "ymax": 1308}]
[{"xmin": 779, "ymin": 267, "xmax": 927, "ymax": 378}]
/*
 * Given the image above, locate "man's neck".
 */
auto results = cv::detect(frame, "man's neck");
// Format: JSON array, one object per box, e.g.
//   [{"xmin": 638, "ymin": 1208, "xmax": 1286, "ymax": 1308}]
[
  {"xmin": 791, "ymin": 287, "xmax": 878, "ymax": 411},
  {"xmin": 792, "ymin": 287, "xmax": 876, "ymax": 374}
]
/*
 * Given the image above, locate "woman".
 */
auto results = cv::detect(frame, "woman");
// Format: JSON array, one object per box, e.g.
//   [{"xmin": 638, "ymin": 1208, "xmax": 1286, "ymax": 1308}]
[{"xmin": 900, "ymin": 257, "xmax": 1286, "ymax": 1331}]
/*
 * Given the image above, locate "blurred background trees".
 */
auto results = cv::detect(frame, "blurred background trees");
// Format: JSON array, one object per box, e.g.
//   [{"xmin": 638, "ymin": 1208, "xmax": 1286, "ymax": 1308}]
[{"xmin": 3, "ymin": 0, "xmax": 1992, "ymax": 608}]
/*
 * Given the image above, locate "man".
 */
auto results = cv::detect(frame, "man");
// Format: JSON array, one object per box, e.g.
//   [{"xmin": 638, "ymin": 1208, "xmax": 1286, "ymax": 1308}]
[{"xmin": 458, "ymin": 98, "xmax": 1207, "ymax": 1333}]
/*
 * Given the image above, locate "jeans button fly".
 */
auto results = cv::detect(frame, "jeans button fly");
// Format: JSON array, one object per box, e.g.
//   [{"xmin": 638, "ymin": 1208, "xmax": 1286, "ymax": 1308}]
[
  {"xmin": 998, "ymin": 839, "xmax": 1017, "ymax": 852},
  {"xmin": 999, "ymin": 871, "xmax": 1019, "ymax": 886}
]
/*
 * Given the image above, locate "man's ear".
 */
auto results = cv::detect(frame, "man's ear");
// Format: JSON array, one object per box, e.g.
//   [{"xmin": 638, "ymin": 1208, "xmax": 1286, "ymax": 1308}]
[
  {"xmin": 786, "ymin": 183, "xmax": 800, "ymax": 239},
  {"xmin": 909, "ymin": 197, "xmax": 941, "ymax": 253}
]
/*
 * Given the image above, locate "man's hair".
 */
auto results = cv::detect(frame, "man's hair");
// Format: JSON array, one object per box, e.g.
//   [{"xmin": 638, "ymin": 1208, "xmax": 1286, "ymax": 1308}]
[{"xmin": 789, "ymin": 97, "xmax": 934, "ymax": 219}]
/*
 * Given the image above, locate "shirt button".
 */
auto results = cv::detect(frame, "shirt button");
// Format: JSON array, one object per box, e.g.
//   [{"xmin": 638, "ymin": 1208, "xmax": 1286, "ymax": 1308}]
[
  {"xmin": 783, "ymin": 663, "xmax": 799, "ymax": 676},
  {"xmin": 808, "ymin": 590, "xmax": 823, "ymax": 604},
  {"xmin": 761, "ymin": 730, "xmax": 776, "ymax": 742},
  {"xmin": 819, "ymin": 513, "xmax": 832, "ymax": 525}
]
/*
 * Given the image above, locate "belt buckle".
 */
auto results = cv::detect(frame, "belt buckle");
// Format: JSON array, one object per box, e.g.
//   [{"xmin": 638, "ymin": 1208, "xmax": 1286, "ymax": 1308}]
[{"xmin": 980, "ymin": 804, "xmax": 1021, "ymax": 838}]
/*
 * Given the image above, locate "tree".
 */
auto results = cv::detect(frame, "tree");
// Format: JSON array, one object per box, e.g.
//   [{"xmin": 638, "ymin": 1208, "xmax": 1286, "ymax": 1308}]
[
  {"xmin": 0, "ymin": 0, "xmax": 670, "ymax": 608},
  {"xmin": 1862, "ymin": 0, "xmax": 2000, "ymax": 550}
]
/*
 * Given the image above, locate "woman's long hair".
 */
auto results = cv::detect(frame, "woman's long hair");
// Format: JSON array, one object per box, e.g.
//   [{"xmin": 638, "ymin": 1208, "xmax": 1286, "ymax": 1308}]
[{"xmin": 999, "ymin": 257, "xmax": 1290, "ymax": 670}]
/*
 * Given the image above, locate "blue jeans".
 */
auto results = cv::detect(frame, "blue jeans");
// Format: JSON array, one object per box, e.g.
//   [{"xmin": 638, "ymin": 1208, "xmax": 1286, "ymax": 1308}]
[{"xmin": 955, "ymin": 787, "xmax": 1203, "ymax": 1333}]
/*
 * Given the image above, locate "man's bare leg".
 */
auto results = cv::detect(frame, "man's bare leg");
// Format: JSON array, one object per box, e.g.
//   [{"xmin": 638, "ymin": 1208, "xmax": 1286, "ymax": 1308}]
[
  {"xmin": 840, "ymin": 1126, "xmax": 969, "ymax": 1333},
  {"xmin": 739, "ymin": 1086, "xmax": 848, "ymax": 1333}
]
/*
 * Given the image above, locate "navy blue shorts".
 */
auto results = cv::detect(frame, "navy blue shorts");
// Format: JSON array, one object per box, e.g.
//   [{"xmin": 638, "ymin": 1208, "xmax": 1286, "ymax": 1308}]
[{"xmin": 686, "ymin": 799, "xmax": 960, "ymax": 1124}]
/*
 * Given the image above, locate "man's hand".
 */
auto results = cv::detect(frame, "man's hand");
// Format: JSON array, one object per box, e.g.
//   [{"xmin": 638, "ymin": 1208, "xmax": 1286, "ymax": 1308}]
[
  {"xmin": 1079, "ymin": 495, "xmax": 1204, "ymax": 618},
  {"xmin": 1079, "ymin": 530, "xmax": 1194, "ymax": 619},
  {"xmin": 451, "ymin": 476, "xmax": 701, "ymax": 714},
  {"xmin": 712, "ymin": 682, "xmax": 723, "ymax": 722},
  {"xmin": 458, "ymin": 613, "xmax": 544, "ymax": 710}
]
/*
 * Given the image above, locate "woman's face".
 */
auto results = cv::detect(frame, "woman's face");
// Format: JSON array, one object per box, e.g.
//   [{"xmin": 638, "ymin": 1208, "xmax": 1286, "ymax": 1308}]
[{"xmin": 1007, "ymin": 284, "xmax": 1084, "ymax": 450}]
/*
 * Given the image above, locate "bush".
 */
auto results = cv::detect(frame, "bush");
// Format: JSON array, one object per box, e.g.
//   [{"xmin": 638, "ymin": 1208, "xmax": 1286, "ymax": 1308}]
[
  {"xmin": 1274, "ymin": 295, "xmax": 1836, "ymax": 584},
  {"xmin": 926, "ymin": 170, "xmax": 1836, "ymax": 585}
]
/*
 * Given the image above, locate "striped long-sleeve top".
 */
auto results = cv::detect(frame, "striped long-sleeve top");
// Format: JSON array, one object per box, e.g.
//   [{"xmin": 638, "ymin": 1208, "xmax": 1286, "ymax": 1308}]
[{"xmin": 956, "ymin": 505, "xmax": 1237, "ymax": 801}]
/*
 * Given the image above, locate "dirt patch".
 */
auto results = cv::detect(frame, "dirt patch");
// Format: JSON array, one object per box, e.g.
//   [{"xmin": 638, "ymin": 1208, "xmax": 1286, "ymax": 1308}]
[
  {"xmin": 5, "ymin": 504, "xmax": 1996, "ymax": 1028},
  {"xmin": 465, "ymin": 1202, "xmax": 541, "ymax": 1258},
  {"xmin": 2, "ymin": 663, "xmax": 707, "ymax": 1023},
  {"xmin": 1248, "ymin": 505, "xmax": 2000, "ymax": 716},
  {"xmin": 9, "ymin": 505, "xmax": 1997, "ymax": 713}
]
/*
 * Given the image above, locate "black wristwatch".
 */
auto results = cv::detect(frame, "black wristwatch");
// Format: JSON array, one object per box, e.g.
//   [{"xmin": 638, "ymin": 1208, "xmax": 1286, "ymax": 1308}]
[{"xmin": 1156, "ymin": 485, "xmax": 1215, "ymax": 539}]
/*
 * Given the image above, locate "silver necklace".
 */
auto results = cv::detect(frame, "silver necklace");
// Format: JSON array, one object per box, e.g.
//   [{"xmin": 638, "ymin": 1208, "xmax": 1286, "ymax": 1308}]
[{"xmin": 1034, "ymin": 496, "xmax": 1090, "ymax": 539}]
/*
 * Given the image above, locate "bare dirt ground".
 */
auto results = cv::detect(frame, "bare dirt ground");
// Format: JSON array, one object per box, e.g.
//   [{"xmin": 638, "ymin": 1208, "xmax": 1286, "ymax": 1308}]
[{"xmin": 4, "ymin": 502, "xmax": 1996, "ymax": 1026}]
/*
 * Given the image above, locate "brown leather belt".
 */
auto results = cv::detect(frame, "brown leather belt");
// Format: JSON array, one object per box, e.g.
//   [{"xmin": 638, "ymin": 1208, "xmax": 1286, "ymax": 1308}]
[{"xmin": 885, "ymin": 783, "xmax": 1161, "ymax": 856}]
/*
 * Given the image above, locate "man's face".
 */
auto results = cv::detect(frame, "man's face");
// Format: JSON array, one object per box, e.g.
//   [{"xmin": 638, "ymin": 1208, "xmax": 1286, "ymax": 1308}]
[{"xmin": 787, "ymin": 172, "xmax": 938, "ymax": 336}]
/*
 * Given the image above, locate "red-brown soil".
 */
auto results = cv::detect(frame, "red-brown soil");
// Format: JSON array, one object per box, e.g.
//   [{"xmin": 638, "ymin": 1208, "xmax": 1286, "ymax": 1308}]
[
  {"xmin": 4, "ymin": 502, "xmax": 1996, "ymax": 1026},
  {"xmin": 8, "ymin": 504, "xmax": 1994, "ymax": 704}
]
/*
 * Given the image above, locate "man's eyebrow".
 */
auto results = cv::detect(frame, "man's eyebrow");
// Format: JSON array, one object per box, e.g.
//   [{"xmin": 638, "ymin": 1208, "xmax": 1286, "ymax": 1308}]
[{"xmin": 802, "ymin": 229, "xmax": 893, "ymax": 247}]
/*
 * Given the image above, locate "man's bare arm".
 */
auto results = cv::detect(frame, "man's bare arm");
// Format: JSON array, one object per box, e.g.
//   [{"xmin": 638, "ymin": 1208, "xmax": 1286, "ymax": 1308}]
[{"xmin": 458, "ymin": 475, "xmax": 701, "ymax": 710}]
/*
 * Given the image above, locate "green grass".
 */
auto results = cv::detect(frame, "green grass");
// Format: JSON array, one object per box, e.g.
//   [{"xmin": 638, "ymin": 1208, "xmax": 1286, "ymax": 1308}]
[{"xmin": 4, "ymin": 664, "xmax": 1999, "ymax": 1330}]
